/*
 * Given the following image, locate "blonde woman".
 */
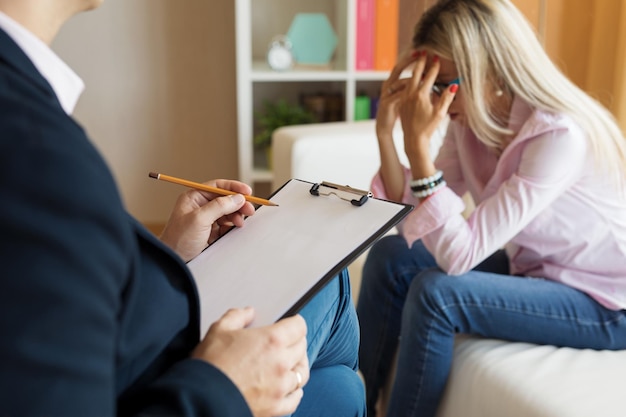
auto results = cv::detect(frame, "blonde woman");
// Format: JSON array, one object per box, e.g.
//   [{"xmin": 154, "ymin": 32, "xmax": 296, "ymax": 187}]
[{"xmin": 356, "ymin": 0, "xmax": 626, "ymax": 416}]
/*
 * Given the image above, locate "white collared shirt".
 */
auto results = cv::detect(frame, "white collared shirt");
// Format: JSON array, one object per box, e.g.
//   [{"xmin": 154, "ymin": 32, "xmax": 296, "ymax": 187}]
[{"xmin": 0, "ymin": 11, "xmax": 84, "ymax": 114}]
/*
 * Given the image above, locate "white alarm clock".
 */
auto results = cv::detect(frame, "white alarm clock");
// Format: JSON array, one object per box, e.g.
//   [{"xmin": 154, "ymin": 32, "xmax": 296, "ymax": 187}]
[{"xmin": 267, "ymin": 35, "xmax": 294, "ymax": 71}]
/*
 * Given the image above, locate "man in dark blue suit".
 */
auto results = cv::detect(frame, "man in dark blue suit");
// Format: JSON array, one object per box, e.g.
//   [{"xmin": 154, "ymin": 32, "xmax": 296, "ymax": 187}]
[{"xmin": 0, "ymin": 1, "xmax": 365, "ymax": 416}]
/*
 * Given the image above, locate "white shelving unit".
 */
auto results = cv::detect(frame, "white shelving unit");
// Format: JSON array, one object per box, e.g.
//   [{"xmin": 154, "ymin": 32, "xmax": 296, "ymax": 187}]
[{"xmin": 235, "ymin": 0, "xmax": 392, "ymax": 189}]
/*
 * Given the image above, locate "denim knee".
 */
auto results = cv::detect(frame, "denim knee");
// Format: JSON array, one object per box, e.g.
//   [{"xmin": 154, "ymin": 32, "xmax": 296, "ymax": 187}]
[
  {"xmin": 364, "ymin": 234, "xmax": 412, "ymax": 268},
  {"xmin": 362, "ymin": 235, "xmax": 414, "ymax": 285},
  {"xmin": 296, "ymin": 365, "xmax": 366, "ymax": 417},
  {"xmin": 406, "ymin": 268, "xmax": 454, "ymax": 319}
]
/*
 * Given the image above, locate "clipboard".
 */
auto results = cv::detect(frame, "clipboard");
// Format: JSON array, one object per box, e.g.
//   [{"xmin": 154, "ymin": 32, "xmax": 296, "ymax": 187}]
[{"xmin": 187, "ymin": 178, "xmax": 413, "ymax": 334}]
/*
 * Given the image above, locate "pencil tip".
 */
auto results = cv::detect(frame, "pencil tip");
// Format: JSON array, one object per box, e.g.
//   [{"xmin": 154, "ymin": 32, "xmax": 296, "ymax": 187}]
[{"xmin": 148, "ymin": 172, "xmax": 158, "ymax": 179}]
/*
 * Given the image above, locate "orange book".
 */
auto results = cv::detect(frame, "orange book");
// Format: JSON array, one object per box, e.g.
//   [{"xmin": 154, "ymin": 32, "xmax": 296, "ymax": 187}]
[{"xmin": 374, "ymin": 0, "xmax": 399, "ymax": 71}]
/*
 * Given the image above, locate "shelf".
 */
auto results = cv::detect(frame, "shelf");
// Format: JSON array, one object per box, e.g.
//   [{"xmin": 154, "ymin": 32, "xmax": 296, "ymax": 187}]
[
  {"xmin": 237, "ymin": 0, "xmax": 389, "ymax": 189},
  {"xmin": 352, "ymin": 70, "xmax": 395, "ymax": 81},
  {"xmin": 251, "ymin": 168, "xmax": 273, "ymax": 182},
  {"xmin": 252, "ymin": 60, "xmax": 350, "ymax": 82},
  {"xmin": 251, "ymin": 61, "xmax": 393, "ymax": 83}
]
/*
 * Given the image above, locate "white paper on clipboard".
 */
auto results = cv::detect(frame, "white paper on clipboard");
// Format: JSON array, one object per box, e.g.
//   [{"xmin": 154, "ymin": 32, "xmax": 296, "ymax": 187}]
[{"xmin": 187, "ymin": 178, "xmax": 413, "ymax": 334}]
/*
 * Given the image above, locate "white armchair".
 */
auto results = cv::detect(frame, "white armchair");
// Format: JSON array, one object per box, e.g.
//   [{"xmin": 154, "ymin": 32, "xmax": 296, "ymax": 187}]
[{"xmin": 272, "ymin": 120, "xmax": 409, "ymax": 192}]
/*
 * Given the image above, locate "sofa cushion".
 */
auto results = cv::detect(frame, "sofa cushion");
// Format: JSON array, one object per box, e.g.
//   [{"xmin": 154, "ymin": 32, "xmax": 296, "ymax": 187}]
[{"xmin": 438, "ymin": 335, "xmax": 626, "ymax": 417}]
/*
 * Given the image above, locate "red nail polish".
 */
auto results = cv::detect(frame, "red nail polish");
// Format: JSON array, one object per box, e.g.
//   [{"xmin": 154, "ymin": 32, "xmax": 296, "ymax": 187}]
[
  {"xmin": 411, "ymin": 50, "xmax": 420, "ymax": 58},
  {"xmin": 433, "ymin": 55, "xmax": 439, "ymax": 63},
  {"xmin": 449, "ymin": 84, "xmax": 459, "ymax": 93}
]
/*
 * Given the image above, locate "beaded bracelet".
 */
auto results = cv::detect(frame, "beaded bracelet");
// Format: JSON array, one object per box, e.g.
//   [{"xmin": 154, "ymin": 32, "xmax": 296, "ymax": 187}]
[
  {"xmin": 411, "ymin": 180, "xmax": 445, "ymax": 193},
  {"xmin": 412, "ymin": 179, "xmax": 447, "ymax": 198},
  {"xmin": 409, "ymin": 170, "xmax": 444, "ymax": 193}
]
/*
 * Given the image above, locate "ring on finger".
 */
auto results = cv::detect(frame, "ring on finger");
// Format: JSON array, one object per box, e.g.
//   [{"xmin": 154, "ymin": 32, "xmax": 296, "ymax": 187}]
[{"xmin": 295, "ymin": 370, "xmax": 303, "ymax": 389}]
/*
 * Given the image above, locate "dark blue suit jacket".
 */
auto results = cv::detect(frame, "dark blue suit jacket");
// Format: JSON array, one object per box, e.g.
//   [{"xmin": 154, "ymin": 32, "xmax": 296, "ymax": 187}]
[{"xmin": 0, "ymin": 28, "xmax": 252, "ymax": 416}]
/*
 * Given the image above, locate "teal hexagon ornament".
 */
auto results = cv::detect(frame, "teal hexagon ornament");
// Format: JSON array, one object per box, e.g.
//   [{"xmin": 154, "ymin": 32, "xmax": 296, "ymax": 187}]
[{"xmin": 287, "ymin": 13, "xmax": 338, "ymax": 66}]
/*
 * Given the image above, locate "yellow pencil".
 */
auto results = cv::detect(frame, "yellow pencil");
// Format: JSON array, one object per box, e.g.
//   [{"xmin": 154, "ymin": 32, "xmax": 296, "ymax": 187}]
[{"xmin": 149, "ymin": 172, "xmax": 278, "ymax": 207}]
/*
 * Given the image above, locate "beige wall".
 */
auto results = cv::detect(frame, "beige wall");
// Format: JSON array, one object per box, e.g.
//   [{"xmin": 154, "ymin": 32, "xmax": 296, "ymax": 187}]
[{"xmin": 52, "ymin": 0, "xmax": 237, "ymax": 225}]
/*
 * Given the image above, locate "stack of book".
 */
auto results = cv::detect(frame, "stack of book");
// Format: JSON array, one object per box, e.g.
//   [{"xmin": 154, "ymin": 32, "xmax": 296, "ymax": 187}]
[{"xmin": 356, "ymin": 0, "xmax": 400, "ymax": 71}]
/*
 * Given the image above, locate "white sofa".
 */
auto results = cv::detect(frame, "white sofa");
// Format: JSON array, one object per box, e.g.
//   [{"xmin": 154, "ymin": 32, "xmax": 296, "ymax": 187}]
[{"xmin": 272, "ymin": 120, "xmax": 626, "ymax": 417}]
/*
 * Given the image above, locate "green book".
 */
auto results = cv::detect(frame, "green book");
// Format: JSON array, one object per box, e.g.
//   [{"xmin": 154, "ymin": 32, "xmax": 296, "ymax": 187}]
[{"xmin": 354, "ymin": 95, "xmax": 371, "ymax": 120}]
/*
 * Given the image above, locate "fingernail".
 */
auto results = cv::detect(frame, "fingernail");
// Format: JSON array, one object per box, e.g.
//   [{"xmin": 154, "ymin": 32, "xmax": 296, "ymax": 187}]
[
  {"xmin": 411, "ymin": 50, "xmax": 420, "ymax": 58},
  {"xmin": 432, "ymin": 55, "xmax": 439, "ymax": 63},
  {"xmin": 231, "ymin": 194, "xmax": 245, "ymax": 204},
  {"xmin": 449, "ymin": 84, "xmax": 459, "ymax": 93}
]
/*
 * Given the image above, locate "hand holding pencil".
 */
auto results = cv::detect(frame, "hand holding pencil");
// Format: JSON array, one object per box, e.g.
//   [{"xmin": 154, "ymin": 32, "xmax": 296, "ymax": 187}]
[{"xmin": 153, "ymin": 173, "xmax": 265, "ymax": 262}]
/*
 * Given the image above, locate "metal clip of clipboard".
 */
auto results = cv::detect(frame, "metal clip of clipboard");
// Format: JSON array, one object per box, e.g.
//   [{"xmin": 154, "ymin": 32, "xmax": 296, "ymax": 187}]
[{"xmin": 309, "ymin": 181, "xmax": 373, "ymax": 206}]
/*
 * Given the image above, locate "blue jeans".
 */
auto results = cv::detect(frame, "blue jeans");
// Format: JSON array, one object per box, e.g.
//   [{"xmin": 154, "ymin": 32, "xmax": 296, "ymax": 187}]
[
  {"xmin": 357, "ymin": 235, "xmax": 626, "ymax": 417},
  {"xmin": 293, "ymin": 269, "xmax": 366, "ymax": 417}
]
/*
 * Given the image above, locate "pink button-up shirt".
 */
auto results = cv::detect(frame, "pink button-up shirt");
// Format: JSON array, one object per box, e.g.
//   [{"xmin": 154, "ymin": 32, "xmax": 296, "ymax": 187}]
[{"xmin": 372, "ymin": 97, "xmax": 626, "ymax": 310}]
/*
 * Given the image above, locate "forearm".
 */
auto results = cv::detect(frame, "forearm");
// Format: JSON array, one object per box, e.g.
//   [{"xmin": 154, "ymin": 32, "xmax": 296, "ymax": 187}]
[
  {"xmin": 406, "ymin": 133, "xmax": 438, "ymax": 181},
  {"xmin": 378, "ymin": 132, "xmax": 407, "ymax": 201}
]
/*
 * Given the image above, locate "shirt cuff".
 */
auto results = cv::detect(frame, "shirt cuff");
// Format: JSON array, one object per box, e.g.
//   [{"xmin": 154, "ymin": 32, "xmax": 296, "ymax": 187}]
[{"xmin": 401, "ymin": 187, "xmax": 466, "ymax": 246}]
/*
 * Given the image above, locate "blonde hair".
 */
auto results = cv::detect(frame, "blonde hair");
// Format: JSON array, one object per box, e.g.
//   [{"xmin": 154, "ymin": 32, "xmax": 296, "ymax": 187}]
[{"xmin": 413, "ymin": 0, "xmax": 626, "ymax": 187}]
